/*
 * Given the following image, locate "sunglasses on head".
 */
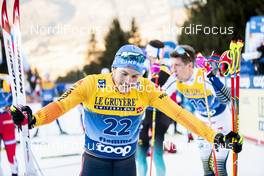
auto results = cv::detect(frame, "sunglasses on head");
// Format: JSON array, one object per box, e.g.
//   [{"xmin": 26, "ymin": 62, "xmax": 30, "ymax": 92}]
[
  {"xmin": 174, "ymin": 46, "xmax": 191, "ymax": 58},
  {"xmin": 118, "ymin": 52, "xmax": 145, "ymax": 63}
]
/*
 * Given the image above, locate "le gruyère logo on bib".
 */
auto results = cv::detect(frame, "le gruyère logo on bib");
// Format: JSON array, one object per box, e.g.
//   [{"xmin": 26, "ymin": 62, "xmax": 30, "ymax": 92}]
[{"xmin": 94, "ymin": 97, "xmax": 136, "ymax": 111}]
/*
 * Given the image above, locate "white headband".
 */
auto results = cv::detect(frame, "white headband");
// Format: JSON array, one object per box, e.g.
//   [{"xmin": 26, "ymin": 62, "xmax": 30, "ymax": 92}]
[{"xmin": 145, "ymin": 44, "xmax": 163, "ymax": 58}]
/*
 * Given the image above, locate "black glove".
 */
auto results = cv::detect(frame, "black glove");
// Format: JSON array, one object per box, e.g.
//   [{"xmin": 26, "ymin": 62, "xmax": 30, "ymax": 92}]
[
  {"xmin": 214, "ymin": 131, "xmax": 243, "ymax": 153},
  {"xmin": 206, "ymin": 70, "xmax": 216, "ymax": 78},
  {"xmin": 10, "ymin": 105, "xmax": 36, "ymax": 130}
]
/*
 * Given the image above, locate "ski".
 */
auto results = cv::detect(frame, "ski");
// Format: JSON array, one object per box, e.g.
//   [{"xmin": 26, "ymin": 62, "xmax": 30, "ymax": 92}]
[
  {"xmin": 195, "ymin": 54, "xmax": 219, "ymax": 176},
  {"xmin": 2, "ymin": 0, "xmax": 40, "ymax": 175},
  {"xmin": 149, "ymin": 74, "xmax": 158, "ymax": 176},
  {"xmin": 1, "ymin": 0, "xmax": 17, "ymax": 105}
]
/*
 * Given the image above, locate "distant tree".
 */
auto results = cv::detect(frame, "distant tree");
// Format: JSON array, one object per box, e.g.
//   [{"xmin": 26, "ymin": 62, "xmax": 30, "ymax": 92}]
[
  {"xmin": 56, "ymin": 69, "xmax": 84, "ymax": 83},
  {"xmin": 83, "ymin": 18, "xmax": 129, "ymax": 74},
  {"xmin": 83, "ymin": 31, "xmax": 102, "ymax": 74},
  {"xmin": 88, "ymin": 31, "xmax": 97, "ymax": 53},
  {"xmin": 58, "ymin": 18, "xmax": 129, "ymax": 81},
  {"xmin": 83, "ymin": 61, "xmax": 101, "ymax": 75},
  {"xmin": 128, "ymin": 18, "xmax": 142, "ymax": 46},
  {"xmin": 178, "ymin": 0, "xmax": 264, "ymax": 54},
  {"xmin": 98, "ymin": 18, "xmax": 129, "ymax": 69}
]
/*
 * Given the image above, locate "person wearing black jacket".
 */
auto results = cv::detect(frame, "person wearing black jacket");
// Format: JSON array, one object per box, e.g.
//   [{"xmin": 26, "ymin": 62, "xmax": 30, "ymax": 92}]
[{"xmin": 137, "ymin": 40, "xmax": 172, "ymax": 176}]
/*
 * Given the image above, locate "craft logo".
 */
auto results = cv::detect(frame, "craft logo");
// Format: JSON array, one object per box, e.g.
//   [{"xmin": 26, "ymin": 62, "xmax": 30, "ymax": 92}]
[
  {"xmin": 58, "ymin": 83, "xmax": 79, "ymax": 101},
  {"xmin": 158, "ymin": 93, "xmax": 168, "ymax": 100}
]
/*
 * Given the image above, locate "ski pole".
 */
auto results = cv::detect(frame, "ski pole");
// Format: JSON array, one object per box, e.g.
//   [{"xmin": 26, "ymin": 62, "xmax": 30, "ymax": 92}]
[
  {"xmin": 149, "ymin": 74, "xmax": 158, "ymax": 176},
  {"xmin": 2, "ymin": 0, "xmax": 41, "ymax": 175},
  {"xmin": 201, "ymin": 69, "xmax": 219, "ymax": 176},
  {"xmin": 31, "ymin": 150, "xmax": 45, "ymax": 176},
  {"xmin": 219, "ymin": 40, "xmax": 243, "ymax": 176},
  {"xmin": 230, "ymin": 40, "xmax": 243, "ymax": 176}
]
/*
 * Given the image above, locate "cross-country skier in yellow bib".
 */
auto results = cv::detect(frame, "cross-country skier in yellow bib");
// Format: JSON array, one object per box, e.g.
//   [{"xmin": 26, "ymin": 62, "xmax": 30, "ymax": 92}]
[
  {"xmin": 163, "ymin": 45, "xmax": 242, "ymax": 176},
  {"xmin": 11, "ymin": 44, "xmax": 242, "ymax": 176}
]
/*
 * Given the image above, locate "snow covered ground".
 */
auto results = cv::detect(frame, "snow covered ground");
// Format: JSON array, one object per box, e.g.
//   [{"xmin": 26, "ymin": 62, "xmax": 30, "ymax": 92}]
[{"xmin": 1, "ymin": 103, "xmax": 264, "ymax": 176}]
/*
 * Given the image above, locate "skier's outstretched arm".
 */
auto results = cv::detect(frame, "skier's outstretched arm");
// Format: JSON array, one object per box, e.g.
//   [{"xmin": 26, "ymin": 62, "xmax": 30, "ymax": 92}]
[
  {"xmin": 145, "ymin": 79, "xmax": 242, "ymax": 153},
  {"xmin": 11, "ymin": 75, "xmax": 95, "ymax": 127}
]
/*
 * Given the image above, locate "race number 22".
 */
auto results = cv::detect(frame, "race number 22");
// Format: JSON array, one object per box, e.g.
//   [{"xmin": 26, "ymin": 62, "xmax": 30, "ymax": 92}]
[{"xmin": 103, "ymin": 118, "xmax": 132, "ymax": 136}]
